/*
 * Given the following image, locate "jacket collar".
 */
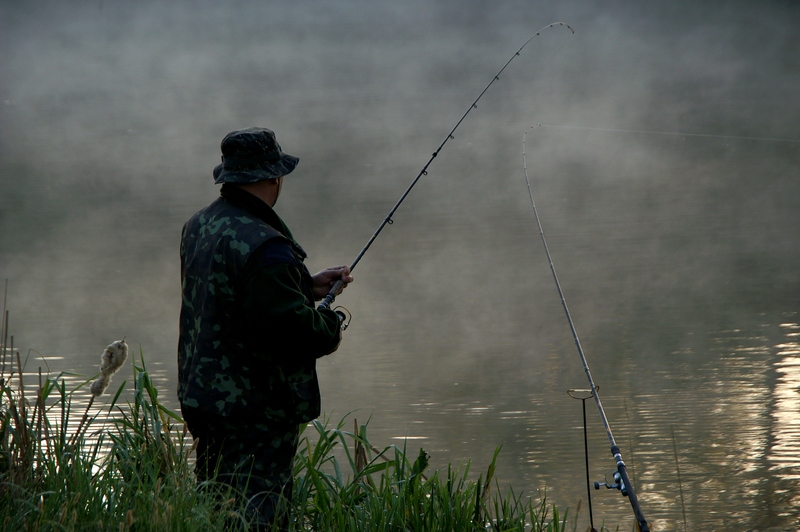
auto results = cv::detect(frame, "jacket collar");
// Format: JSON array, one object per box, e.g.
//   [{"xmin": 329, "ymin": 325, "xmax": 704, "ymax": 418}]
[{"xmin": 219, "ymin": 184, "xmax": 306, "ymax": 258}]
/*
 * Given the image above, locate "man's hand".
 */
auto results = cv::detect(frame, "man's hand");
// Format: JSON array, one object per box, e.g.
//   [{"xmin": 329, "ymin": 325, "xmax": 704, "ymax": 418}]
[{"xmin": 311, "ymin": 265, "xmax": 353, "ymax": 300}]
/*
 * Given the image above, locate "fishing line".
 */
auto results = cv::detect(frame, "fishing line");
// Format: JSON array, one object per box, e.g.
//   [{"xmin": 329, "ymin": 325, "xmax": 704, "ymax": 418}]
[
  {"xmin": 537, "ymin": 123, "xmax": 800, "ymax": 144},
  {"xmin": 318, "ymin": 22, "xmax": 575, "ymax": 310},
  {"xmin": 523, "ymin": 125, "xmax": 650, "ymax": 532}
]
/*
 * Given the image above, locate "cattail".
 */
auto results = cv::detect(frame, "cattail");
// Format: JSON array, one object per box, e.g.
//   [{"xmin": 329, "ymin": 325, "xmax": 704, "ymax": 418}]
[
  {"xmin": 89, "ymin": 374, "xmax": 110, "ymax": 396},
  {"xmin": 89, "ymin": 340, "xmax": 128, "ymax": 396},
  {"xmin": 69, "ymin": 339, "xmax": 129, "ymax": 448}
]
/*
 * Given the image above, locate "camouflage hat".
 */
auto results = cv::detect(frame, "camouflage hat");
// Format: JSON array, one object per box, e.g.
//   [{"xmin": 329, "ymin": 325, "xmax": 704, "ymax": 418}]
[{"xmin": 213, "ymin": 127, "xmax": 299, "ymax": 184}]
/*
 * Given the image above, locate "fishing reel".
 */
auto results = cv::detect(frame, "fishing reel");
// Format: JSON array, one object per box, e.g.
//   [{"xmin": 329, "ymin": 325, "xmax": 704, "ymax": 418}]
[
  {"xmin": 333, "ymin": 306, "xmax": 352, "ymax": 331},
  {"xmin": 594, "ymin": 471, "xmax": 628, "ymax": 497}
]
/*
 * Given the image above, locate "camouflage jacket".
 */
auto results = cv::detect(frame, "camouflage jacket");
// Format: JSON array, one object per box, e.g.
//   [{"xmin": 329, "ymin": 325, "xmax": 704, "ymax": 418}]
[{"xmin": 178, "ymin": 185, "xmax": 341, "ymax": 422}]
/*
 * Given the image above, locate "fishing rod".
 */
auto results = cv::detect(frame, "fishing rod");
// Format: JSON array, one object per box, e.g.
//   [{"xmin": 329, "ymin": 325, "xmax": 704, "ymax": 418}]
[
  {"xmin": 522, "ymin": 125, "xmax": 650, "ymax": 532},
  {"xmin": 318, "ymin": 22, "xmax": 574, "ymax": 311}
]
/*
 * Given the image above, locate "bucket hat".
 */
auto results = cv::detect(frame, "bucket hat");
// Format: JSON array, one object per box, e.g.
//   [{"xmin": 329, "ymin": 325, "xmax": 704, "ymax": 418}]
[{"xmin": 212, "ymin": 127, "xmax": 299, "ymax": 184}]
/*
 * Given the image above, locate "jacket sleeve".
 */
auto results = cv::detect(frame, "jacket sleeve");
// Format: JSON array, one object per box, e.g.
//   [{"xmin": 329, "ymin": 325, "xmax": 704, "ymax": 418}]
[{"xmin": 241, "ymin": 243, "xmax": 341, "ymax": 361}]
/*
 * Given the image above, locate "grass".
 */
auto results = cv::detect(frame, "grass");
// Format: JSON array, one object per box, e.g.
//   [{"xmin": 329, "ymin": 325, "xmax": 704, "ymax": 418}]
[
  {"xmin": 1, "ymin": 341, "xmax": 574, "ymax": 531},
  {"xmin": 291, "ymin": 416, "xmax": 568, "ymax": 531}
]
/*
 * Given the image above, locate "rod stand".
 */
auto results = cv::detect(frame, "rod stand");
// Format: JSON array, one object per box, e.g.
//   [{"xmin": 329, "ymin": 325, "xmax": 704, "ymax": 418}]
[{"xmin": 568, "ymin": 388, "xmax": 596, "ymax": 532}]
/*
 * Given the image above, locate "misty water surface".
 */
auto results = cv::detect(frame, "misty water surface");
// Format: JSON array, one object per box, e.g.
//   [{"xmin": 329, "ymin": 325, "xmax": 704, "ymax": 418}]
[{"xmin": 2, "ymin": 1, "xmax": 799, "ymax": 530}]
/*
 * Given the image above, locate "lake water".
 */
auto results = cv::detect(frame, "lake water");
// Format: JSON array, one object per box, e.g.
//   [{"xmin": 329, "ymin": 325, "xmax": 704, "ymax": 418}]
[{"xmin": 2, "ymin": 1, "xmax": 799, "ymax": 530}]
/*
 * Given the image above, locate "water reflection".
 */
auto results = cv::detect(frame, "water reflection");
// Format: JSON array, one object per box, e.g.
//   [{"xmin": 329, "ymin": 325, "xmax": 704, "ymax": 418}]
[
  {"xmin": 621, "ymin": 318, "xmax": 800, "ymax": 530},
  {"xmin": 770, "ymin": 323, "xmax": 800, "ymax": 480}
]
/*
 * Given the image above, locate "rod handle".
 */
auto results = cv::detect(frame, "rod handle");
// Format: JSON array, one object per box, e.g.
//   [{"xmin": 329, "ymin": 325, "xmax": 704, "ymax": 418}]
[
  {"xmin": 613, "ymin": 450, "xmax": 649, "ymax": 532},
  {"xmin": 318, "ymin": 279, "xmax": 344, "ymax": 310}
]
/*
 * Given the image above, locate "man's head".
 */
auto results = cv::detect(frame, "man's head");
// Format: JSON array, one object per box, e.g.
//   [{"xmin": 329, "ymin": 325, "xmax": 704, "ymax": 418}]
[{"xmin": 212, "ymin": 127, "xmax": 299, "ymax": 184}]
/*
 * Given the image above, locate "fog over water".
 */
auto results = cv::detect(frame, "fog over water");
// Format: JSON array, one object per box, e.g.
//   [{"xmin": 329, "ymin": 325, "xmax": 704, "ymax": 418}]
[{"xmin": 2, "ymin": 1, "xmax": 800, "ymax": 530}]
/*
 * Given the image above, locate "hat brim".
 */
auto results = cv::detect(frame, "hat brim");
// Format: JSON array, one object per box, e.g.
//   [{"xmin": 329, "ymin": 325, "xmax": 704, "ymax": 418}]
[{"xmin": 213, "ymin": 153, "xmax": 299, "ymax": 184}]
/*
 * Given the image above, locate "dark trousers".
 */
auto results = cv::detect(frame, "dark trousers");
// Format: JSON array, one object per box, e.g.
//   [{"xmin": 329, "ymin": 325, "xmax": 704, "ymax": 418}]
[{"xmin": 181, "ymin": 404, "xmax": 300, "ymax": 531}]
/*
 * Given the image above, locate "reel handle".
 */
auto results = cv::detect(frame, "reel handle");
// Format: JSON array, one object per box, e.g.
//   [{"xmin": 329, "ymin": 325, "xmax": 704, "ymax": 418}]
[{"xmin": 594, "ymin": 472, "xmax": 628, "ymax": 497}]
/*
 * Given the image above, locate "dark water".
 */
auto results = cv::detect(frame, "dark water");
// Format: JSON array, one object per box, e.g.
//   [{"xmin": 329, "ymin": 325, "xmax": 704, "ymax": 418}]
[{"xmin": 2, "ymin": 1, "xmax": 799, "ymax": 530}]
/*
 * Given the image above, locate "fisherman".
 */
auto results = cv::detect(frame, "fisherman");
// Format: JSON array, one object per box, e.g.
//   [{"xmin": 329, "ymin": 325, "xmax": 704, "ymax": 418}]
[{"xmin": 177, "ymin": 127, "xmax": 352, "ymax": 530}]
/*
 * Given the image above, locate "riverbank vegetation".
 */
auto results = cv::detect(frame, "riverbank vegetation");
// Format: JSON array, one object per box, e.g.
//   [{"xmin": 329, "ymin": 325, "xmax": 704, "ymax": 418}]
[{"xmin": 1, "ymin": 343, "xmax": 574, "ymax": 531}]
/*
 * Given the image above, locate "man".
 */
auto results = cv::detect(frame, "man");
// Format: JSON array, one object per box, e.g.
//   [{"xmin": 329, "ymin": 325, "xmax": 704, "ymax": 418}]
[{"xmin": 178, "ymin": 127, "xmax": 353, "ymax": 529}]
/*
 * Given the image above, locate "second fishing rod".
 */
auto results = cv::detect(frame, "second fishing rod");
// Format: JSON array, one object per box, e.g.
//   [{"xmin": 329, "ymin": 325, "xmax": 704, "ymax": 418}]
[
  {"xmin": 523, "ymin": 125, "xmax": 649, "ymax": 531},
  {"xmin": 318, "ymin": 22, "xmax": 574, "ymax": 311}
]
